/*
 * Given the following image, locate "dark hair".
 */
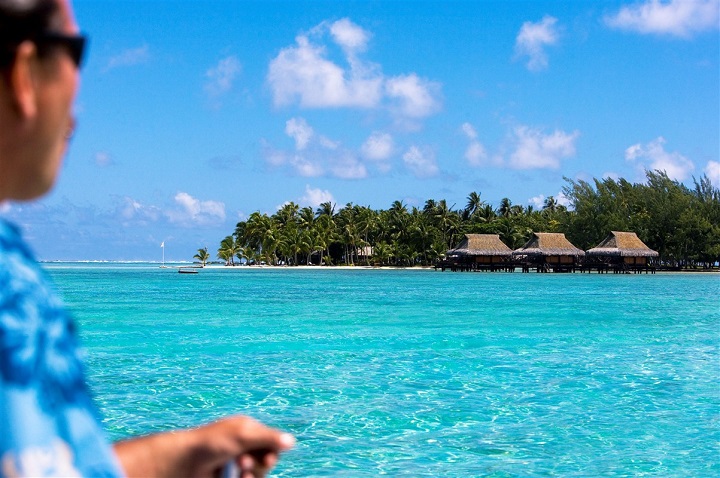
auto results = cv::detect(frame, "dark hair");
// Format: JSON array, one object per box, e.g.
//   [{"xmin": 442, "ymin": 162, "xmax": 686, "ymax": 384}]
[{"xmin": 0, "ymin": 0, "xmax": 60, "ymax": 69}]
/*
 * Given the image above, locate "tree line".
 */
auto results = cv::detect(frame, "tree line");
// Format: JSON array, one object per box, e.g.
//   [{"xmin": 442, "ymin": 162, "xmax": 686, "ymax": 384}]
[{"xmin": 200, "ymin": 171, "xmax": 719, "ymax": 269}]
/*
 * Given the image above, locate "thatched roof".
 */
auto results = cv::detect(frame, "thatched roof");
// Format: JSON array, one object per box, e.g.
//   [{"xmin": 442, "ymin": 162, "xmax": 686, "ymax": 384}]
[
  {"xmin": 448, "ymin": 234, "xmax": 512, "ymax": 257},
  {"xmin": 513, "ymin": 232, "xmax": 585, "ymax": 257},
  {"xmin": 586, "ymin": 231, "xmax": 658, "ymax": 257}
]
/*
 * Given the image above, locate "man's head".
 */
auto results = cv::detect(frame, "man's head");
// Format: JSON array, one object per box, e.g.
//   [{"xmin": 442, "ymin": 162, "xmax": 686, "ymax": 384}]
[{"xmin": 0, "ymin": 0, "xmax": 83, "ymax": 202}]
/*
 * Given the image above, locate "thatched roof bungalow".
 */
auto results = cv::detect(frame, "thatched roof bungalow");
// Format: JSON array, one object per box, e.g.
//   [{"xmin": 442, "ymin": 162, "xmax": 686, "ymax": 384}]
[
  {"xmin": 513, "ymin": 232, "xmax": 585, "ymax": 271},
  {"xmin": 443, "ymin": 234, "xmax": 513, "ymax": 271},
  {"xmin": 586, "ymin": 231, "xmax": 658, "ymax": 266},
  {"xmin": 448, "ymin": 234, "xmax": 512, "ymax": 262}
]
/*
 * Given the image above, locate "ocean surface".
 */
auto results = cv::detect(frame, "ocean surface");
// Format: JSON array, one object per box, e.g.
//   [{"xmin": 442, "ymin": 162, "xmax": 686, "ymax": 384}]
[{"xmin": 45, "ymin": 263, "xmax": 720, "ymax": 477}]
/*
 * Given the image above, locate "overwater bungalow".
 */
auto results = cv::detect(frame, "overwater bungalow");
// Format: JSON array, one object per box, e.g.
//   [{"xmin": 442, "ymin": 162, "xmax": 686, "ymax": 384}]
[
  {"xmin": 585, "ymin": 231, "xmax": 658, "ymax": 273},
  {"xmin": 439, "ymin": 234, "xmax": 514, "ymax": 271},
  {"xmin": 513, "ymin": 232, "xmax": 585, "ymax": 273}
]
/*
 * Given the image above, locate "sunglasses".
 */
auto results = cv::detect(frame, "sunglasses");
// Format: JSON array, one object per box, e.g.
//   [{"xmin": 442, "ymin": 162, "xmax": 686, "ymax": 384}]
[{"xmin": 37, "ymin": 32, "xmax": 87, "ymax": 69}]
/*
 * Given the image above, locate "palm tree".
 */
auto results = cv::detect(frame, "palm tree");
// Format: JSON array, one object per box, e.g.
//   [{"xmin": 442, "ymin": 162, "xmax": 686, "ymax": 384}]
[
  {"xmin": 410, "ymin": 213, "xmax": 435, "ymax": 265},
  {"xmin": 274, "ymin": 201, "xmax": 299, "ymax": 227},
  {"xmin": 217, "ymin": 235, "xmax": 239, "ymax": 266},
  {"xmin": 235, "ymin": 246, "xmax": 248, "ymax": 265},
  {"xmin": 316, "ymin": 201, "xmax": 336, "ymax": 219},
  {"xmin": 337, "ymin": 204, "xmax": 362, "ymax": 265},
  {"xmin": 356, "ymin": 206, "xmax": 378, "ymax": 264},
  {"xmin": 279, "ymin": 223, "xmax": 304, "ymax": 265},
  {"xmin": 432, "ymin": 199, "xmax": 460, "ymax": 248},
  {"xmin": 313, "ymin": 213, "xmax": 337, "ymax": 265},
  {"xmin": 372, "ymin": 241, "xmax": 393, "ymax": 266},
  {"xmin": 478, "ymin": 204, "xmax": 496, "ymax": 222},
  {"xmin": 299, "ymin": 206, "xmax": 315, "ymax": 228},
  {"xmin": 302, "ymin": 229, "xmax": 319, "ymax": 265},
  {"xmin": 510, "ymin": 204, "xmax": 525, "ymax": 216},
  {"xmin": 427, "ymin": 241, "xmax": 447, "ymax": 264},
  {"xmin": 464, "ymin": 191, "xmax": 483, "ymax": 220},
  {"xmin": 423, "ymin": 199, "xmax": 437, "ymax": 214},
  {"xmin": 495, "ymin": 218, "xmax": 529, "ymax": 249},
  {"xmin": 498, "ymin": 197, "xmax": 513, "ymax": 218},
  {"xmin": 244, "ymin": 212, "xmax": 278, "ymax": 263},
  {"xmin": 193, "ymin": 247, "xmax": 209, "ymax": 267},
  {"xmin": 543, "ymin": 195, "xmax": 558, "ymax": 213}
]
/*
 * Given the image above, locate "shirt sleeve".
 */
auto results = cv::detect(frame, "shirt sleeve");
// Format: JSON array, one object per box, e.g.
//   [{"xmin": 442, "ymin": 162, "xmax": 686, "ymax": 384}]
[{"xmin": 0, "ymin": 222, "xmax": 124, "ymax": 477}]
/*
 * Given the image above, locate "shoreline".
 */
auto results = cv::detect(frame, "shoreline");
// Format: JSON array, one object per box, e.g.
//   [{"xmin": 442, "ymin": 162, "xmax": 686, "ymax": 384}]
[
  {"xmin": 40, "ymin": 261, "xmax": 719, "ymax": 273},
  {"xmin": 199, "ymin": 264, "xmax": 437, "ymax": 271},
  {"xmin": 194, "ymin": 264, "xmax": 719, "ymax": 273}
]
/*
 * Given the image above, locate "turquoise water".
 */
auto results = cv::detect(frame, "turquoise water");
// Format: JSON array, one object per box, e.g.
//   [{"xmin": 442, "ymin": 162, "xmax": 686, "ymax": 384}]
[{"xmin": 46, "ymin": 264, "xmax": 720, "ymax": 476}]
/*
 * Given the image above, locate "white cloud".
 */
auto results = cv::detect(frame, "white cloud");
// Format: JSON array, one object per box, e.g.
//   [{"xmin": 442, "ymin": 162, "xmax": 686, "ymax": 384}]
[
  {"xmin": 263, "ymin": 144, "xmax": 288, "ymax": 167},
  {"xmin": 268, "ymin": 33, "xmax": 382, "ymax": 109},
  {"xmin": 514, "ymin": 16, "xmax": 559, "ymax": 71},
  {"xmin": 268, "ymin": 118, "xmax": 371, "ymax": 179},
  {"xmin": 117, "ymin": 196, "xmax": 162, "ymax": 224},
  {"xmin": 285, "ymin": 117, "xmax": 314, "ymax": 150},
  {"xmin": 361, "ymin": 132, "xmax": 394, "ymax": 161},
  {"xmin": 556, "ymin": 192, "xmax": 571, "ymax": 207},
  {"xmin": 704, "ymin": 160, "xmax": 720, "ymax": 186},
  {"xmin": 461, "ymin": 122, "xmax": 488, "ymax": 167},
  {"xmin": 330, "ymin": 153, "xmax": 368, "ymax": 179},
  {"xmin": 605, "ymin": 0, "xmax": 719, "ymax": 38},
  {"xmin": 529, "ymin": 194, "xmax": 546, "ymax": 209},
  {"xmin": 300, "ymin": 185, "xmax": 335, "ymax": 208},
  {"xmin": 289, "ymin": 155, "xmax": 324, "ymax": 177},
  {"xmin": 330, "ymin": 18, "xmax": 371, "ymax": 53},
  {"xmin": 385, "ymin": 73, "xmax": 442, "ymax": 119},
  {"xmin": 528, "ymin": 191, "xmax": 572, "ymax": 209},
  {"xmin": 94, "ymin": 151, "xmax": 114, "ymax": 168},
  {"xmin": 465, "ymin": 142, "xmax": 488, "ymax": 166},
  {"xmin": 318, "ymin": 136, "xmax": 340, "ymax": 150},
  {"xmin": 461, "ymin": 122, "xmax": 478, "ymax": 140},
  {"xmin": 602, "ymin": 171, "xmax": 621, "ymax": 181},
  {"xmin": 624, "ymin": 136, "xmax": 695, "ymax": 180},
  {"xmin": 167, "ymin": 192, "xmax": 226, "ymax": 226},
  {"xmin": 205, "ymin": 56, "xmax": 242, "ymax": 97},
  {"xmin": 105, "ymin": 45, "xmax": 150, "ymax": 71},
  {"xmin": 267, "ymin": 18, "xmax": 442, "ymax": 123},
  {"xmin": 403, "ymin": 146, "xmax": 439, "ymax": 178},
  {"xmin": 508, "ymin": 126, "xmax": 579, "ymax": 169}
]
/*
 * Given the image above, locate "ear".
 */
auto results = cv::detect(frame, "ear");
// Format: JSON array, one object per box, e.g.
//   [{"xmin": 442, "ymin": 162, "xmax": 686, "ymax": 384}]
[{"xmin": 8, "ymin": 41, "xmax": 38, "ymax": 120}]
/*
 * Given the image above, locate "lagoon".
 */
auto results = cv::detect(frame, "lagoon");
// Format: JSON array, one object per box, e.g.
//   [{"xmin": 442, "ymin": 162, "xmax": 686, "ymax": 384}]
[{"xmin": 46, "ymin": 264, "xmax": 720, "ymax": 476}]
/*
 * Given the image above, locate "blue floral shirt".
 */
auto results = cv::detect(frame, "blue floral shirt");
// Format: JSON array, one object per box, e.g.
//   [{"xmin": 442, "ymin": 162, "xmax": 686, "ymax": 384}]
[{"xmin": 0, "ymin": 219, "xmax": 123, "ymax": 477}]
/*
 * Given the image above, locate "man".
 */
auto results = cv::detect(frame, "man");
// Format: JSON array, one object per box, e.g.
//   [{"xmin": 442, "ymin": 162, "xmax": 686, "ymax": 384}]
[{"xmin": 0, "ymin": 1, "xmax": 294, "ymax": 476}]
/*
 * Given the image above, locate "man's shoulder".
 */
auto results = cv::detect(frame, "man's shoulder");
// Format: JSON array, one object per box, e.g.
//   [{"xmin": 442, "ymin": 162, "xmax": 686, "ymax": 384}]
[{"xmin": 0, "ymin": 218, "xmax": 29, "ymax": 256}]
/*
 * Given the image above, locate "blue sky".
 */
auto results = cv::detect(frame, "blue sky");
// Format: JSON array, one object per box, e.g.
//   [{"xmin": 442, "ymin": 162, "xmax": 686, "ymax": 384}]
[{"xmin": 2, "ymin": 0, "xmax": 718, "ymax": 261}]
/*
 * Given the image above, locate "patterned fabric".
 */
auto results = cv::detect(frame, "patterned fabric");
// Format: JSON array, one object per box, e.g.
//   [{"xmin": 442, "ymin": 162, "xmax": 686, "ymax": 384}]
[{"xmin": 0, "ymin": 219, "xmax": 123, "ymax": 477}]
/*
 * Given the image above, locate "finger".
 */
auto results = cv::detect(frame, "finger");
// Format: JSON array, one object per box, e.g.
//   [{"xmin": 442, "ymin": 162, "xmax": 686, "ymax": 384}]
[
  {"xmin": 263, "ymin": 453, "xmax": 278, "ymax": 469},
  {"xmin": 240, "ymin": 451, "xmax": 278, "ymax": 474},
  {"xmin": 237, "ymin": 450, "xmax": 279, "ymax": 478},
  {"xmin": 222, "ymin": 416, "xmax": 295, "ymax": 453},
  {"xmin": 239, "ymin": 454, "xmax": 254, "ymax": 471}
]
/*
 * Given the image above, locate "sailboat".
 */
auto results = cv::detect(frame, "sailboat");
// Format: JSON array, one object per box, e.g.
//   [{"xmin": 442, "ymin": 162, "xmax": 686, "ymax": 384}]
[{"xmin": 159, "ymin": 241, "xmax": 168, "ymax": 268}]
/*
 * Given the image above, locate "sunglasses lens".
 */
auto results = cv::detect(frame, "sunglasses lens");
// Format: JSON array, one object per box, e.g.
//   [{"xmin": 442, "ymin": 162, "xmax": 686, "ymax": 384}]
[
  {"xmin": 69, "ymin": 37, "xmax": 86, "ymax": 67},
  {"xmin": 38, "ymin": 33, "xmax": 87, "ymax": 68}
]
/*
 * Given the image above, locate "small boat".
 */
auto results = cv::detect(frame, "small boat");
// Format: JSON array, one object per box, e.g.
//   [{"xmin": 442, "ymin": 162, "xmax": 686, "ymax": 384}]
[{"xmin": 178, "ymin": 268, "xmax": 199, "ymax": 274}]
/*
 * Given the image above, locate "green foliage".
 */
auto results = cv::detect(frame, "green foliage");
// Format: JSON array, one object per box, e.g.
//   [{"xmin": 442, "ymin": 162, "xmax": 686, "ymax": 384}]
[
  {"xmin": 193, "ymin": 247, "xmax": 209, "ymax": 266},
  {"xmin": 563, "ymin": 171, "xmax": 720, "ymax": 267},
  {"xmin": 222, "ymin": 171, "xmax": 719, "ymax": 268}
]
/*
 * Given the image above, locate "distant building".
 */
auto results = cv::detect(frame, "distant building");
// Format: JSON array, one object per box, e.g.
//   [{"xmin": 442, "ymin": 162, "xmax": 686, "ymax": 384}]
[
  {"xmin": 513, "ymin": 232, "xmax": 585, "ymax": 272},
  {"xmin": 585, "ymin": 231, "xmax": 658, "ymax": 272},
  {"xmin": 443, "ymin": 234, "xmax": 513, "ymax": 271}
]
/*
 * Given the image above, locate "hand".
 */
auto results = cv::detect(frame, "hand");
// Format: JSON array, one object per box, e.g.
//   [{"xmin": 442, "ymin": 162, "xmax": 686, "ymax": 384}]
[{"xmin": 114, "ymin": 415, "xmax": 295, "ymax": 478}]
